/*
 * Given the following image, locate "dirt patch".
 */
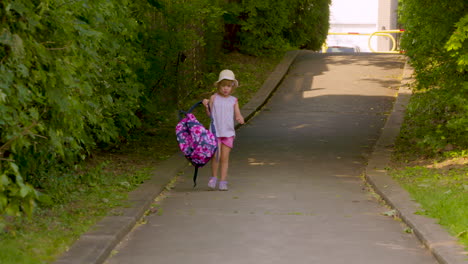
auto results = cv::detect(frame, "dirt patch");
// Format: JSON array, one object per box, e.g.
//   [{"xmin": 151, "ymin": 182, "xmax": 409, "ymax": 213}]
[
  {"xmin": 426, "ymin": 157, "xmax": 468, "ymax": 170},
  {"xmin": 390, "ymin": 154, "xmax": 468, "ymax": 174}
]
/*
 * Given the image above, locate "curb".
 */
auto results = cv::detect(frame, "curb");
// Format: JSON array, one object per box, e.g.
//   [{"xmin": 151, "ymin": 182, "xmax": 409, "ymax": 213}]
[
  {"xmin": 364, "ymin": 61, "xmax": 467, "ymax": 264},
  {"xmin": 53, "ymin": 50, "xmax": 300, "ymax": 264}
]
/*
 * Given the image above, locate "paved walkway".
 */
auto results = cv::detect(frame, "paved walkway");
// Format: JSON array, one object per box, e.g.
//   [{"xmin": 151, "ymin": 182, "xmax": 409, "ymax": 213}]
[{"xmin": 104, "ymin": 52, "xmax": 439, "ymax": 264}]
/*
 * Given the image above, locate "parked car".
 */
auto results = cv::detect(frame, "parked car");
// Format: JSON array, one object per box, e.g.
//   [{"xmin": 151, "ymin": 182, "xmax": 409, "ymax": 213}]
[{"xmin": 322, "ymin": 46, "xmax": 361, "ymax": 53}]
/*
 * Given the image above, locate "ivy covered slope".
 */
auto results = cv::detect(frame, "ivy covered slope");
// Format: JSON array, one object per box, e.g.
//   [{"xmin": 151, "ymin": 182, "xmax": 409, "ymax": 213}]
[
  {"xmin": 398, "ymin": 0, "xmax": 467, "ymax": 153},
  {"xmin": 0, "ymin": 0, "xmax": 149, "ymax": 220},
  {"xmin": 0, "ymin": 1, "xmax": 330, "ymax": 224}
]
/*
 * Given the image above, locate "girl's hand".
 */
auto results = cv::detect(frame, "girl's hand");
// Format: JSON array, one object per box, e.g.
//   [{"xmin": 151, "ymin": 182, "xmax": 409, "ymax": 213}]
[
  {"xmin": 236, "ymin": 116, "xmax": 245, "ymax": 125},
  {"xmin": 203, "ymin": 99, "xmax": 211, "ymax": 116},
  {"xmin": 202, "ymin": 99, "xmax": 209, "ymax": 108}
]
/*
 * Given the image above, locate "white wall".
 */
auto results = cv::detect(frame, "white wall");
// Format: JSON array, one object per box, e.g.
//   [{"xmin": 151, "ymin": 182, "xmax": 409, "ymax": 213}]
[
  {"xmin": 377, "ymin": 0, "xmax": 399, "ymax": 51},
  {"xmin": 326, "ymin": 0, "xmax": 397, "ymax": 52},
  {"xmin": 330, "ymin": 0, "xmax": 378, "ymax": 24}
]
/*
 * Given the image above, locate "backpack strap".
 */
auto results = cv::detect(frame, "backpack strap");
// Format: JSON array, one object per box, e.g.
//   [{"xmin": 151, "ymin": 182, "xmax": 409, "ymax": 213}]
[
  {"xmin": 192, "ymin": 102, "xmax": 216, "ymax": 188},
  {"xmin": 208, "ymin": 105, "xmax": 217, "ymax": 138},
  {"xmin": 178, "ymin": 101, "xmax": 203, "ymax": 121},
  {"xmin": 193, "ymin": 167, "xmax": 199, "ymax": 187},
  {"xmin": 187, "ymin": 101, "xmax": 203, "ymax": 114}
]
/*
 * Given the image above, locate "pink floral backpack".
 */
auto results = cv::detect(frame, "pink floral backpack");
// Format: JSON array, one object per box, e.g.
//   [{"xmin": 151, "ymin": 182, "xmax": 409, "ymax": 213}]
[{"xmin": 176, "ymin": 101, "xmax": 217, "ymax": 187}]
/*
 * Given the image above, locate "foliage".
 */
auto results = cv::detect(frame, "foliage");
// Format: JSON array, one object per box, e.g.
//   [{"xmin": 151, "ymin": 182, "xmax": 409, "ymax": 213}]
[
  {"xmin": 398, "ymin": 88, "xmax": 468, "ymax": 155},
  {"xmin": 445, "ymin": 14, "xmax": 468, "ymax": 73},
  {"xmin": 0, "ymin": 162, "xmax": 39, "ymax": 226},
  {"xmin": 0, "ymin": 0, "xmax": 150, "ymax": 218},
  {"xmin": 223, "ymin": 0, "xmax": 330, "ymax": 55},
  {"xmin": 286, "ymin": 0, "xmax": 331, "ymax": 50},
  {"xmin": 398, "ymin": 0, "xmax": 467, "ymax": 153},
  {"xmin": 137, "ymin": 0, "xmax": 225, "ymax": 118}
]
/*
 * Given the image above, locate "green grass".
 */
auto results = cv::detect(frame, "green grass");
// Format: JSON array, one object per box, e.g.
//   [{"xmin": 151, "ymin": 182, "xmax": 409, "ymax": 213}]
[
  {"xmin": 0, "ymin": 51, "xmax": 283, "ymax": 264},
  {"xmin": 391, "ymin": 163, "xmax": 468, "ymax": 246},
  {"xmin": 0, "ymin": 166, "xmax": 153, "ymax": 263}
]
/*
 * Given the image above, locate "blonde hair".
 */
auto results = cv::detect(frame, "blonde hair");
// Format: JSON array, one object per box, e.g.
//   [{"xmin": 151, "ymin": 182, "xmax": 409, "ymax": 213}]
[{"xmin": 215, "ymin": 79, "xmax": 237, "ymax": 91}]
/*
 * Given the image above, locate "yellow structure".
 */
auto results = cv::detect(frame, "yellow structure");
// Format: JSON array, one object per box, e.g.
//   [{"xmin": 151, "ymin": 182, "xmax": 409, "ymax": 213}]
[{"xmin": 322, "ymin": 30, "xmax": 405, "ymax": 53}]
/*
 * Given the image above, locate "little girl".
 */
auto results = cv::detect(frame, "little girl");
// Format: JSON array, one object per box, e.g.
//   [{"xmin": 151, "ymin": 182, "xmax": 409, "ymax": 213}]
[{"xmin": 202, "ymin": 69, "xmax": 244, "ymax": 191}]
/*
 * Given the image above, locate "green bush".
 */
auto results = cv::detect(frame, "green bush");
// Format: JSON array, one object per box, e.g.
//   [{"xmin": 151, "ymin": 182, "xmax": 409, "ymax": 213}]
[
  {"xmin": 137, "ymin": 0, "xmax": 225, "ymax": 118},
  {"xmin": 399, "ymin": 0, "xmax": 467, "ymax": 153},
  {"xmin": 0, "ymin": 162, "xmax": 39, "ymax": 230},
  {"xmin": 222, "ymin": 0, "xmax": 330, "ymax": 55},
  {"xmin": 0, "ymin": 0, "xmax": 155, "ymax": 217}
]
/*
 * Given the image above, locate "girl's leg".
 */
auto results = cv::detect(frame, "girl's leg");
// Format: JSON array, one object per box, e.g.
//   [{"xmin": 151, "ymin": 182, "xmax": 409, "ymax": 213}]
[
  {"xmin": 209, "ymin": 138, "xmax": 233, "ymax": 189},
  {"xmin": 219, "ymin": 144, "xmax": 231, "ymax": 182},
  {"xmin": 211, "ymin": 154, "xmax": 219, "ymax": 179},
  {"xmin": 208, "ymin": 151, "xmax": 220, "ymax": 189}
]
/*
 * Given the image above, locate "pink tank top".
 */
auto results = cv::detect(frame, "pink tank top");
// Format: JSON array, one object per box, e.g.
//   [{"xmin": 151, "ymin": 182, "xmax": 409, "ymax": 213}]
[{"xmin": 212, "ymin": 94, "xmax": 237, "ymax": 138}]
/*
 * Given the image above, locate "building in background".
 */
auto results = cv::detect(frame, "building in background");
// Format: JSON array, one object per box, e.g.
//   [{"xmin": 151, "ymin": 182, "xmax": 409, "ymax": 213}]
[{"xmin": 326, "ymin": 0, "xmax": 399, "ymax": 52}]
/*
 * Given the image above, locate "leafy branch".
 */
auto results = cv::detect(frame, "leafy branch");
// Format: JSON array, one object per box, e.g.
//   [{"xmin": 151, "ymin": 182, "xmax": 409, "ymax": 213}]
[{"xmin": 0, "ymin": 121, "xmax": 40, "ymax": 158}]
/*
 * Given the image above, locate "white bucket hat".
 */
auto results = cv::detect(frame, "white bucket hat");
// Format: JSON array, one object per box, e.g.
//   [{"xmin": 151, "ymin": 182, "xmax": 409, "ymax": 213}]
[{"xmin": 215, "ymin": 69, "xmax": 238, "ymax": 87}]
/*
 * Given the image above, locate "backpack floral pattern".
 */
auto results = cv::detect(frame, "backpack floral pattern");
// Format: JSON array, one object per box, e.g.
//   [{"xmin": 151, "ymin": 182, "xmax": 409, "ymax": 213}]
[{"xmin": 176, "ymin": 113, "xmax": 217, "ymax": 168}]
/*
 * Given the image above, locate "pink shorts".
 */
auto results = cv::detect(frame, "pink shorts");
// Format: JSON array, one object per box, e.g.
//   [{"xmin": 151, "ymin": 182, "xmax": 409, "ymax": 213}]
[{"xmin": 218, "ymin": 137, "xmax": 234, "ymax": 148}]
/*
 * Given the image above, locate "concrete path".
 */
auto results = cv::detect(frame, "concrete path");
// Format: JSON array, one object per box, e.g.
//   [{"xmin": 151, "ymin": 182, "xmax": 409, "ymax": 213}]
[{"xmin": 104, "ymin": 52, "xmax": 438, "ymax": 264}]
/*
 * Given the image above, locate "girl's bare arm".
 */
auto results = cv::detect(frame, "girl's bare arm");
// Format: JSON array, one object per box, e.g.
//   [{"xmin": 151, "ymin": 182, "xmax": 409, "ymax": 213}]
[
  {"xmin": 203, "ymin": 95, "xmax": 216, "ymax": 116},
  {"xmin": 234, "ymin": 101, "xmax": 244, "ymax": 124}
]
